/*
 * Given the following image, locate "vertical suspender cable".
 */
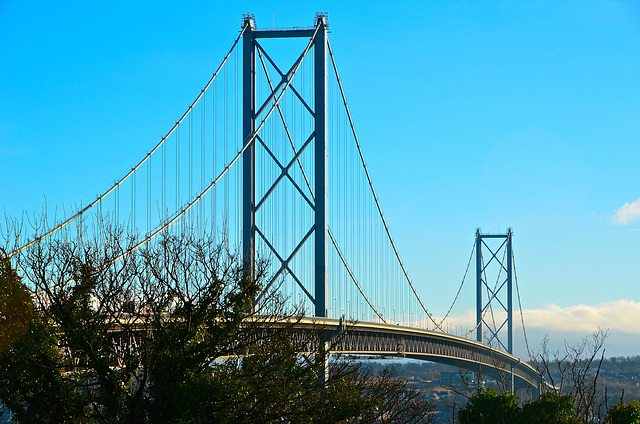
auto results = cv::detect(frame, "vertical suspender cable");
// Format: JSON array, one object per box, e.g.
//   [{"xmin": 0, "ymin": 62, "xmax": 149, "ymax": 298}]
[
  {"xmin": 212, "ymin": 79, "xmax": 216, "ymax": 235},
  {"xmin": 163, "ymin": 139, "xmax": 166, "ymax": 220},
  {"xmin": 436, "ymin": 240, "xmax": 476, "ymax": 327},
  {"xmin": 512, "ymin": 249, "xmax": 532, "ymax": 360},
  {"xmin": 116, "ymin": 185, "xmax": 119, "ymax": 224},
  {"xmin": 176, "ymin": 126, "xmax": 179, "ymax": 217},
  {"xmin": 131, "ymin": 171, "xmax": 135, "ymax": 234},
  {"xmin": 200, "ymin": 93, "xmax": 204, "ymax": 233},
  {"xmin": 236, "ymin": 46, "xmax": 240, "ymax": 243},
  {"xmin": 147, "ymin": 154, "xmax": 150, "ymax": 234},
  {"xmin": 6, "ymin": 26, "xmax": 246, "ymax": 259},
  {"xmin": 327, "ymin": 38, "xmax": 444, "ymax": 331},
  {"xmin": 224, "ymin": 62, "xmax": 229, "ymax": 238},
  {"xmin": 189, "ymin": 111, "xmax": 193, "ymax": 226},
  {"xmin": 73, "ymin": 25, "xmax": 320, "ymax": 288}
]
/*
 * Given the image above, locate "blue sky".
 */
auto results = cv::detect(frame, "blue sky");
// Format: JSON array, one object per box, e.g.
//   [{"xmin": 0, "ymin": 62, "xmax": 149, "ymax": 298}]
[{"xmin": 2, "ymin": 1, "xmax": 640, "ymax": 356}]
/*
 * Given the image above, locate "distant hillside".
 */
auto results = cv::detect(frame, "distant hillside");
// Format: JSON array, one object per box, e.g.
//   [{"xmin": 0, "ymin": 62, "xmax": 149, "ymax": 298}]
[
  {"xmin": 600, "ymin": 355, "xmax": 640, "ymax": 374},
  {"xmin": 357, "ymin": 355, "xmax": 640, "ymax": 421}
]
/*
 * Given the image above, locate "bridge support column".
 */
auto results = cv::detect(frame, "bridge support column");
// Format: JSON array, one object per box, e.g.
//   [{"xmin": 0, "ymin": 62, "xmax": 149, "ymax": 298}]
[
  {"xmin": 476, "ymin": 229, "xmax": 482, "ymax": 344},
  {"xmin": 511, "ymin": 365, "xmax": 515, "ymax": 393},
  {"xmin": 314, "ymin": 15, "xmax": 328, "ymax": 317},
  {"xmin": 242, "ymin": 16, "xmax": 256, "ymax": 281},
  {"xmin": 507, "ymin": 228, "xmax": 513, "ymax": 354}
]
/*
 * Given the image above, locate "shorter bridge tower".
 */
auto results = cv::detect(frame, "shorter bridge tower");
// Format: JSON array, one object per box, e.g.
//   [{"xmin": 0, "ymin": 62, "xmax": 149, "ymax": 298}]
[{"xmin": 475, "ymin": 228, "xmax": 513, "ymax": 354}]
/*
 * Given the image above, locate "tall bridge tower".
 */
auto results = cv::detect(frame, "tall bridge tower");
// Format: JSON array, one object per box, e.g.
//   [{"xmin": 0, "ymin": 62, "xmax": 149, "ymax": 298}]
[{"xmin": 241, "ymin": 14, "xmax": 330, "ymax": 317}]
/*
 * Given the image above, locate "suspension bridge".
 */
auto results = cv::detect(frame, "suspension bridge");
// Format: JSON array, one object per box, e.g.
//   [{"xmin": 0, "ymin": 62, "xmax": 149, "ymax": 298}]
[{"xmin": 4, "ymin": 13, "xmax": 541, "ymax": 391}]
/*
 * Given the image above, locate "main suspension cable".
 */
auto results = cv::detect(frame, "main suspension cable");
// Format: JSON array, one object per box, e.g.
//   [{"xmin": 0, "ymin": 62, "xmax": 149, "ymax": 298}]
[
  {"xmin": 34, "ymin": 20, "xmax": 321, "ymax": 295},
  {"xmin": 513, "ymin": 247, "xmax": 532, "ymax": 360},
  {"xmin": 106, "ymin": 21, "xmax": 320, "ymax": 266},
  {"xmin": 6, "ymin": 25, "xmax": 249, "ymax": 259},
  {"xmin": 327, "ymin": 38, "xmax": 444, "ymax": 332},
  {"xmin": 438, "ymin": 239, "xmax": 476, "ymax": 328},
  {"xmin": 257, "ymin": 38, "xmax": 383, "ymax": 323},
  {"xmin": 327, "ymin": 229, "xmax": 387, "ymax": 323}
]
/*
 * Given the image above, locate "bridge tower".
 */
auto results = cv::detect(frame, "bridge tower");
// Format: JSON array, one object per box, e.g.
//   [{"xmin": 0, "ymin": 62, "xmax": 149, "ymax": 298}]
[
  {"xmin": 475, "ymin": 228, "xmax": 513, "ymax": 354},
  {"xmin": 242, "ymin": 13, "xmax": 329, "ymax": 317}
]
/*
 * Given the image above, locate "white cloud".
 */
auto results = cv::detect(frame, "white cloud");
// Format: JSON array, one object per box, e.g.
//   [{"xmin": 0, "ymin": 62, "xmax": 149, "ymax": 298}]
[
  {"xmin": 442, "ymin": 300, "xmax": 640, "ymax": 336},
  {"xmin": 523, "ymin": 300, "xmax": 640, "ymax": 335},
  {"xmin": 613, "ymin": 197, "xmax": 640, "ymax": 224},
  {"xmin": 436, "ymin": 301, "xmax": 640, "ymax": 357}
]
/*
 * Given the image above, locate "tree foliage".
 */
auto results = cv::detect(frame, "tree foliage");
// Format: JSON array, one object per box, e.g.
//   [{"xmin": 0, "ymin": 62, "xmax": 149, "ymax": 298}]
[
  {"xmin": 0, "ymin": 227, "xmax": 434, "ymax": 423},
  {"xmin": 457, "ymin": 389, "xmax": 640, "ymax": 424},
  {"xmin": 519, "ymin": 392, "xmax": 584, "ymax": 424},
  {"xmin": 605, "ymin": 400, "xmax": 640, "ymax": 424},
  {"xmin": 458, "ymin": 389, "xmax": 586, "ymax": 424},
  {"xmin": 457, "ymin": 387, "xmax": 519, "ymax": 424},
  {"xmin": 455, "ymin": 329, "xmax": 629, "ymax": 424},
  {"xmin": 0, "ymin": 252, "xmax": 32, "ymax": 353}
]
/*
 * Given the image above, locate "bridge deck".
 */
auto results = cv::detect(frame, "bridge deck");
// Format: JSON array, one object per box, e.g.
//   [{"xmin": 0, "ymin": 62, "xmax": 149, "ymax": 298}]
[{"xmin": 281, "ymin": 317, "xmax": 541, "ymax": 391}]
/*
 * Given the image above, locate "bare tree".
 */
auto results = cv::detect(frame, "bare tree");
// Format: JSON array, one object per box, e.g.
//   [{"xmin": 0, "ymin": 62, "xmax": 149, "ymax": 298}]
[{"xmin": 530, "ymin": 329, "xmax": 608, "ymax": 423}]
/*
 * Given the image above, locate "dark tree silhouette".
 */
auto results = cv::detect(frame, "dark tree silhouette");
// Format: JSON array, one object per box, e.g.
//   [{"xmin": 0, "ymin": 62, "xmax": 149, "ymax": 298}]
[{"xmin": 0, "ymin": 226, "xmax": 435, "ymax": 423}]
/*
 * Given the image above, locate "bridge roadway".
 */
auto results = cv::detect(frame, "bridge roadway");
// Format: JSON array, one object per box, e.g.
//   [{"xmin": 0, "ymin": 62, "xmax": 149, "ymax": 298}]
[
  {"xmin": 116, "ymin": 314, "xmax": 540, "ymax": 392},
  {"xmin": 276, "ymin": 317, "xmax": 542, "ymax": 392}
]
